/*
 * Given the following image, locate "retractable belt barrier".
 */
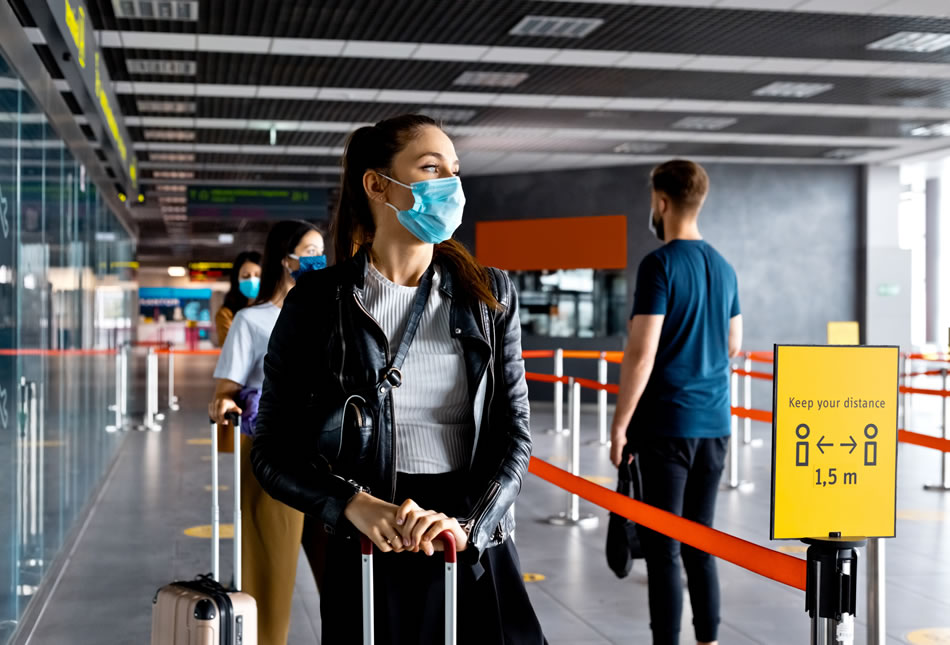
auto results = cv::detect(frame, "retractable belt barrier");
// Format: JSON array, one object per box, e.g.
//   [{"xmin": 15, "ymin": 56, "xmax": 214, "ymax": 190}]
[{"xmin": 527, "ymin": 456, "xmax": 808, "ymax": 591}]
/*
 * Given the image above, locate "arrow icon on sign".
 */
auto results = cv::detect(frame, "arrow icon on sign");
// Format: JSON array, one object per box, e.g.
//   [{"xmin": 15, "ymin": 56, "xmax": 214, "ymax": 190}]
[
  {"xmin": 840, "ymin": 436, "xmax": 857, "ymax": 454},
  {"xmin": 816, "ymin": 436, "xmax": 833, "ymax": 454}
]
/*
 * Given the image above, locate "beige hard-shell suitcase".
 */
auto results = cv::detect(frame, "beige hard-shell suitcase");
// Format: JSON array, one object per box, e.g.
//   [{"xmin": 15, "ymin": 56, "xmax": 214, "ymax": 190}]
[{"xmin": 151, "ymin": 413, "xmax": 258, "ymax": 644}]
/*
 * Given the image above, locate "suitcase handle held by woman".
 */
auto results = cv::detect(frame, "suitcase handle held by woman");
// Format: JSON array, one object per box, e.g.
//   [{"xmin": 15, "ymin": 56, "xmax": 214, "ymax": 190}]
[{"xmin": 359, "ymin": 530, "xmax": 457, "ymax": 645}]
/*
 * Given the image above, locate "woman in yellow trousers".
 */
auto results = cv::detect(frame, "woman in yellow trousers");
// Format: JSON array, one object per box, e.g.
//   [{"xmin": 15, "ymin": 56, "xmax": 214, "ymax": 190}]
[{"xmin": 209, "ymin": 219, "xmax": 328, "ymax": 644}]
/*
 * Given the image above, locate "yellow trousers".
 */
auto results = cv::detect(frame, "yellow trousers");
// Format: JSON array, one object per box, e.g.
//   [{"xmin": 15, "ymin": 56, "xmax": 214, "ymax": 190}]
[{"xmin": 240, "ymin": 435, "xmax": 326, "ymax": 645}]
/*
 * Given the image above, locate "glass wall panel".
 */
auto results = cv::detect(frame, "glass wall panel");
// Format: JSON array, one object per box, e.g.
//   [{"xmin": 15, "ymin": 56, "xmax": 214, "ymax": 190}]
[{"xmin": 0, "ymin": 50, "xmax": 136, "ymax": 644}]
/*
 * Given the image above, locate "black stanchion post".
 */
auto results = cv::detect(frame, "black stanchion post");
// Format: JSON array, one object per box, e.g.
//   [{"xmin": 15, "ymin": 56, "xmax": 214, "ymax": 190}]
[{"xmin": 804, "ymin": 538, "xmax": 864, "ymax": 645}]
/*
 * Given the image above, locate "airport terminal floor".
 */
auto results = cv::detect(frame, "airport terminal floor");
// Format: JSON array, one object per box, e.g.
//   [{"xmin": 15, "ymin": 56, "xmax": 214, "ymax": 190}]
[{"xmin": 8, "ymin": 353, "xmax": 950, "ymax": 645}]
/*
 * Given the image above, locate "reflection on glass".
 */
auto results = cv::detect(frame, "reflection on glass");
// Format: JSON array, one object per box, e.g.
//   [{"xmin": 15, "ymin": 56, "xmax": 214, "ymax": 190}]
[
  {"xmin": 511, "ymin": 269, "xmax": 628, "ymax": 339},
  {"xmin": 0, "ymin": 50, "xmax": 136, "ymax": 644}
]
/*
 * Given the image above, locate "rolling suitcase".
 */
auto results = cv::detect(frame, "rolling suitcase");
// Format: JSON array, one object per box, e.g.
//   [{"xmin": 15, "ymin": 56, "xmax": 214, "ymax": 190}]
[
  {"xmin": 360, "ymin": 530, "xmax": 457, "ymax": 645},
  {"xmin": 150, "ymin": 412, "xmax": 258, "ymax": 644}
]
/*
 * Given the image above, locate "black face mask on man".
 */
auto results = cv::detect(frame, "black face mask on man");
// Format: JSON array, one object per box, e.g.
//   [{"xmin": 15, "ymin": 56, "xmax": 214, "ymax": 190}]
[{"xmin": 648, "ymin": 208, "xmax": 665, "ymax": 242}]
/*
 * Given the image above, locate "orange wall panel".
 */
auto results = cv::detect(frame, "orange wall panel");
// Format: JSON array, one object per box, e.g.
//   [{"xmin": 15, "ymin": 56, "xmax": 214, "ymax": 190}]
[{"xmin": 475, "ymin": 215, "xmax": 627, "ymax": 271}]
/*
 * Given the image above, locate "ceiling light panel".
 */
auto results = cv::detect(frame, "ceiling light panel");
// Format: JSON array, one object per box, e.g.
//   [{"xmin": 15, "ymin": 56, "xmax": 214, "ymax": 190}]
[
  {"xmin": 672, "ymin": 116, "xmax": 738, "ymax": 131},
  {"xmin": 453, "ymin": 71, "xmax": 530, "ymax": 88},
  {"xmin": 910, "ymin": 122, "xmax": 950, "ymax": 136},
  {"xmin": 509, "ymin": 15, "xmax": 604, "ymax": 39},
  {"xmin": 113, "ymin": 1, "xmax": 198, "ymax": 21},
  {"xmin": 425, "ymin": 108, "xmax": 479, "ymax": 124},
  {"xmin": 153, "ymin": 170, "xmax": 195, "ymax": 179},
  {"xmin": 156, "ymin": 184, "xmax": 187, "ymax": 192},
  {"xmin": 867, "ymin": 32, "xmax": 950, "ymax": 53},
  {"xmin": 144, "ymin": 129, "xmax": 196, "ymax": 141},
  {"xmin": 150, "ymin": 153, "xmax": 195, "ymax": 162},
  {"xmin": 158, "ymin": 195, "xmax": 187, "ymax": 203},
  {"xmin": 126, "ymin": 59, "xmax": 197, "ymax": 76},
  {"xmin": 823, "ymin": 148, "xmax": 870, "ymax": 159},
  {"xmin": 137, "ymin": 100, "xmax": 196, "ymax": 113},
  {"xmin": 753, "ymin": 82, "xmax": 834, "ymax": 99},
  {"xmin": 613, "ymin": 142, "xmax": 668, "ymax": 154}
]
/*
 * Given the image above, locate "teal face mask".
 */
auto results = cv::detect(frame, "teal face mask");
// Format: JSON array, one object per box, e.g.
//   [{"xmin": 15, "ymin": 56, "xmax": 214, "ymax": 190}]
[
  {"xmin": 238, "ymin": 277, "xmax": 260, "ymax": 299},
  {"xmin": 381, "ymin": 174, "xmax": 465, "ymax": 244},
  {"xmin": 288, "ymin": 254, "xmax": 327, "ymax": 281}
]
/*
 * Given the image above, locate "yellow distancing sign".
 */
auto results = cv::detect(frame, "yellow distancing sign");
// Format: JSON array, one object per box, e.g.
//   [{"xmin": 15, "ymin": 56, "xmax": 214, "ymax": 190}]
[
  {"xmin": 826, "ymin": 321, "xmax": 860, "ymax": 345},
  {"xmin": 908, "ymin": 628, "xmax": 950, "ymax": 644},
  {"xmin": 185, "ymin": 524, "xmax": 234, "ymax": 539},
  {"xmin": 771, "ymin": 345, "xmax": 898, "ymax": 540}
]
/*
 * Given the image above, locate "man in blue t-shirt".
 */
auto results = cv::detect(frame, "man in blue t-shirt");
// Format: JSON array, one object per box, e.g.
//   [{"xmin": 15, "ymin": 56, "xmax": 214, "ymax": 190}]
[{"xmin": 610, "ymin": 159, "xmax": 742, "ymax": 645}]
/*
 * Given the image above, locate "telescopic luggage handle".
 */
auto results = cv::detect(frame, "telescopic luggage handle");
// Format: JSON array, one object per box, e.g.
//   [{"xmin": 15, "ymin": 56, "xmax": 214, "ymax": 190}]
[
  {"xmin": 210, "ymin": 412, "xmax": 242, "ymax": 589},
  {"xmin": 359, "ymin": 530, "xmax": 457, "ymax": 645}
]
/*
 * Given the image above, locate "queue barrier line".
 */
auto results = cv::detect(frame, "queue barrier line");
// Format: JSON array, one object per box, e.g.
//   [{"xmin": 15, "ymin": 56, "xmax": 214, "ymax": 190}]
[
  {"xmin": 522, "ymin": 350, "xmax": 556, "ymax": 359},
  {"xmin": 0, "ymin": 349, "xmax": 118, "ymax": 356},
  {"xmin": 905, "ymin": 353, "xmax": 950, "ymax": 363},
  {"xmin": 904, "ymin": 370, "xmax": 947, "ymax": 378},
  {"xmin": 899, "ymin": 385, "xmax": 950, "ymax": 398},
  {"xmin": 154, "ymin": 348, "xmax": 222, "ymax": 356},
  {"xmin": 899, "ymin": 429, "xmax": 950, "ymax": 453},
  {"xmin": 731, "ymin": 367, "xmax": 774, "ymax": 381},
  {"xmin": 527, "ymin": 456, "xmax": 808, "ymax": 591}
]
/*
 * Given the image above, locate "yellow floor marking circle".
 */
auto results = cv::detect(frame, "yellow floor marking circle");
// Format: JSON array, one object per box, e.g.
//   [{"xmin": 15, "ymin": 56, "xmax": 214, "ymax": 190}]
[
  {"xmin": 778, "ymin": 546, "xmax": 808, "ymax": 554},
  {"xmin": 203, "ymin": 485, "xmax": 230, "ymax": 492},
  {"xmin": 907, "ymin": 628, "xmax": 950, "ymax": 644},
  {"xmin": 185, "ymin": 524, "xmax": 234, "ymax": 539},
  {"xmin": 898, "ymin": 509, "xmax": 947, "ymax": 522},
  {"xmin": 582, "ymin": 475, "xmax": 614, "ymax": 485},
  {"xmin": 188, "ymin": 438, "xmax": 213, "ymax": 445},
  {"xmin": 522, "ymin": 573, "xmax": 545, "ymax": 583}
]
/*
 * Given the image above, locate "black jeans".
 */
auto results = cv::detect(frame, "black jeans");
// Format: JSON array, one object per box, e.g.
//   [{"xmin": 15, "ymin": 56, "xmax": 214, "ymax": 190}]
[{"xmin": 636, "ymin": 434, "xmax": 729, "ymax": 645}]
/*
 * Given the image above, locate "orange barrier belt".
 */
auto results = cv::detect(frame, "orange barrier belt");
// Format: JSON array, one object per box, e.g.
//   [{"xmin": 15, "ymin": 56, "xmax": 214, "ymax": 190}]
[
  {"xmin": 0, "ymin": 349, "xmax": 118, "ymax": 356},
  {"xmin": 732, "ymin": 368, "xmax": 774, "ymax": 381},
  {"xmin": 905, "ymin": 353, "xmax": 950, "ymax": 363},
  {"xmin": 574, "ymin": 377, "xmax": 620, "ymax": 395},
  {"xmin": 155, "ymin": 349, "xmax": 222, "ymax": 356},
  {"xmin": 525, "ymin": 372, "xmax": 568, "ymax": 385},
  {"xmin": 899, "ymin": 429, "xmax": 950, "ymax": 453},
  {"xmin": 527, "ymin": 456, "xmax": 807, "ymax": 591},
  {"xmin": 522, "ymin": 350, "xmax": 556, "ymax": 359},
  {"xmin": 562, "ymin": 350, "xmax": 624, "ymax": 362},
  {"xmin": 732, "ymin": 407, "xmax": 773, "ymax": 423},
  {"xmin": 899, "ymin": 385, "xmax": 950, "ymax": 398},
  {"xmin": 903, "ymin": 370, "xmax": 947, "ymax": 377}
]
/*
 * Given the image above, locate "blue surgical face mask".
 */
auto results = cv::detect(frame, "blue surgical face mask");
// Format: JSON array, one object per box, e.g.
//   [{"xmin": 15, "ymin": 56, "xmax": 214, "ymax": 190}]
[
  {"xmin": 238, "ymin": 277, "xmax": 260, "ymax": 299},
  {"xmin": 380, "ymin": 173, "xmax": 465, "ymax": 244},
  {"xmin": 288, "ymin": 253, "xmax": 327, "ymax": 281}
]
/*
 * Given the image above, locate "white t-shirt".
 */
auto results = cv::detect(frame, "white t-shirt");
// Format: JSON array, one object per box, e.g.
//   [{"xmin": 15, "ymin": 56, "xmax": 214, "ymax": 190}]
[{"xmin": 213, "ymin": 302, "xmax": 281, "ymax": 389}]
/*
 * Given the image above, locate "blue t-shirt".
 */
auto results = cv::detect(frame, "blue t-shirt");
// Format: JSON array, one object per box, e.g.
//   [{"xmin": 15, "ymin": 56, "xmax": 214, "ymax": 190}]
[{"xmin": 631, "ymin": 240, "xmax": 740, "ymax": 438}]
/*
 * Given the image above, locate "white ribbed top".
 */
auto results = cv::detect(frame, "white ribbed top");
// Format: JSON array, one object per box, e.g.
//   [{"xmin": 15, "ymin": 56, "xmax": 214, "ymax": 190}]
[{"xmin": 362, "ymin": 263, "xmax": 472, "ymax": 474}]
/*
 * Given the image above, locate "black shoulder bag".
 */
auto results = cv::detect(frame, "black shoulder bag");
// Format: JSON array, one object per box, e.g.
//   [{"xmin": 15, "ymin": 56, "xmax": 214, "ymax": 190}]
[
  {"xmin": 606, "ymin": 445, "xmax": 644, "ymax": 578},
  {"xmin": 316, "ymin": 264, "xmax": 434, "ymax": 470}
]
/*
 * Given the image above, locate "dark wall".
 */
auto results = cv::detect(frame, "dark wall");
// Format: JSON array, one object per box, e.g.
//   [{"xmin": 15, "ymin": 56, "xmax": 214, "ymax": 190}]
[{"xmin": 458, "ymin": 163, "xmax": 862, "ymax": 398}]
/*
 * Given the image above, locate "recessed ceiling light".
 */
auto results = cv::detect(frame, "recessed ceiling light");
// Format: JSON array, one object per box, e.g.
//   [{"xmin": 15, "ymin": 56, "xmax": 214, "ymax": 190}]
[
  {"xmin": 113, "ymin": 1, "xmax": 198, "ymax": 21},
  {"xmin": 753, "ymin": 82, "xmax": 834, "ymax": 99},
  {"xmin": 425, "ymin": 108, "xmax": 479, "ymax": 124},
  {"xmin": 127, "ymin": 59, "xmax": 197, "ymax": 76},
  {"xmin": 910, "ymin": 122, "xmax": 950, "ymax": 136},
  {"xmin": 150, "ymin": 152, "xmax": 196, "ymax": 162},
  {"xmin": 672, "ymin": 116, "xmax": 737, "ymax": 131},
  {"xmin": 867, "ymin": 31, "xmax": 950, "ymax": 53},
  {"xmin": 156, "ymin": 184, "xmax": 187, "ymax": 192},
  {"xmin": 453, "ymin": 71, "xmax": 530, "ymax": 88},
  {"xmin": 509, "ymin": 15, "xmax": 604, "ymax": 39},
  {"xmin": 137, "ymin": 101, "xmax": 196, "ymax": 114},
  {"xmin": 153, "ymin": 170, "xmax": 195, "ymax": 179},
  {"xmin": 218, "ymin": 233, "xmax": 234, "ymax": 244},
  {"xmin": 613, "ymin": 142, "xmax": 668, "ymax": 154},
  {"xmin": 161, "ymin": 205, "xmax": 187, "ymax": 213},
  {"xmin": 823, "ymin": 148, "xmax": 869, "ymax": 159},
  {"xmin": 144, "ymin": 129, "xmax": 196, "ymax": 141},
  {"xmin": 167, "ymin": 266, "xmax": 187, "ymax": 277},
  {"xmin": 158, "ymin": 195, "xmax": 187, "ymax": 204},
  {"xmin": 163, "ymin": 214, "xmax": 188, "ymax": 222}
]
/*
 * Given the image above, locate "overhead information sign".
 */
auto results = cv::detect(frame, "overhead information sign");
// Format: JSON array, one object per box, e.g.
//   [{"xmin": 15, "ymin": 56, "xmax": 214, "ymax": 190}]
[
  {"xmin": 187, "ymin": 187, "xmax": 327, "ymax": 220},
  {"xmin": 771, "ymin": 345, "xmax": 899, "ymax": 540},
  {"xmin": 37, "ymin": 0, "xmax": 138, "ymax": 191}
]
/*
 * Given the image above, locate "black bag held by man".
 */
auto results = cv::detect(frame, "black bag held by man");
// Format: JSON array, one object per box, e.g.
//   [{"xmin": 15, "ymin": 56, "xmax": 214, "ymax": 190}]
[
  {"xmin": 316, "ymin": 264, "xmax": 434, "ymax": 470},
  {"xmin": 606, "ymin": 445, "xmax": 644, "ymax": 578}
]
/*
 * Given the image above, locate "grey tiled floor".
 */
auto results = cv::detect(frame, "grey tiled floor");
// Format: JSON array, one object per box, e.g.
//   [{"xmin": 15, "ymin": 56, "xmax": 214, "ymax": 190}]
[{"xmin": 18, "ymin": 358, "xmax": 950, "ymax": 644}]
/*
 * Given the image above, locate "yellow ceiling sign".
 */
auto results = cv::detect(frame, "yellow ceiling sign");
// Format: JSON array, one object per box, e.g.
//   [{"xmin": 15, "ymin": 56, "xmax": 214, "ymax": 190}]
[
  {"xmin": 771, "ymin": 345, "xmax": 899, "ymax": 540},
  {"xmin": 64, "ymin": 0, "xmax": 85, "ymax": 68}
]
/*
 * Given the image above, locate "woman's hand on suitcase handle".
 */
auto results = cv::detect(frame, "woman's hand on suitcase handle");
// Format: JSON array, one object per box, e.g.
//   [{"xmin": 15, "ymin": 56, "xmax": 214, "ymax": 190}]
[
  {"xmin": 395, "ymin": 499, "xmax": 468, "ymax": 555},
  {"xmin": 344, "ymin": 492, "xmax": 407, "ymax": 553},
  {"xmin": 208, "ymin": 396, "xmax": 242, "ymax": 427}
]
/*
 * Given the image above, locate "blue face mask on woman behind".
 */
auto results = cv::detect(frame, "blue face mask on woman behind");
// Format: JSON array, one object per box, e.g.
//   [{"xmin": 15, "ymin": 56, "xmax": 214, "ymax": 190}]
[
  {"xmin": 381, "ymin": 174, "xmax": 465, "ymax": 244},
  {"xmin": 288, "ymin": 254, "xmax": 327, "ymax": 281},
  {"xmin": 238, "ymin": 277, "xmax": 260, "ymax": 299}
]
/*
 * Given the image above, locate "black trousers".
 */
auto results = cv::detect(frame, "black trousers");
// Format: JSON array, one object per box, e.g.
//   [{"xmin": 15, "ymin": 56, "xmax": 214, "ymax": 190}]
[
  {"xmin": 320, "ymin": 471, "xmax": 546, "ymax": 645},
  {"xmin": 636, "ymin": 435, "xmax": 729, "ymax": 645}
]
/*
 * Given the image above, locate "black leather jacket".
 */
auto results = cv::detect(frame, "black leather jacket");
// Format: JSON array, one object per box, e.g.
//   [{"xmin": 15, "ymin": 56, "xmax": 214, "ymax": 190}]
[{"xmin": 251, "ymin": 249, "xmax": 531, "ymax": 564}]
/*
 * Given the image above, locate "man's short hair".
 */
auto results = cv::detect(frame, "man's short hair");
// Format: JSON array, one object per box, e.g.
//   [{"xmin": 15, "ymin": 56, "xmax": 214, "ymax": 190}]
[{"xmin": 650, "ymin": 159, "xmax": 709, "ymax": 210}]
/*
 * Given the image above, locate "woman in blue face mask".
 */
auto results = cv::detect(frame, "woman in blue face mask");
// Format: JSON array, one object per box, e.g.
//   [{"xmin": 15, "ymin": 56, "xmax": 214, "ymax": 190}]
[
  {"xmin": 251, "ymin": 115, "xmax": 546, "ymax": 644},
  {"xmin": 209, "ymin": 219, "xmax": 326, "ymax": 645},
  {"xmin": 215, "ymin": 250, "xmax": 262, "ymax": 346}
]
